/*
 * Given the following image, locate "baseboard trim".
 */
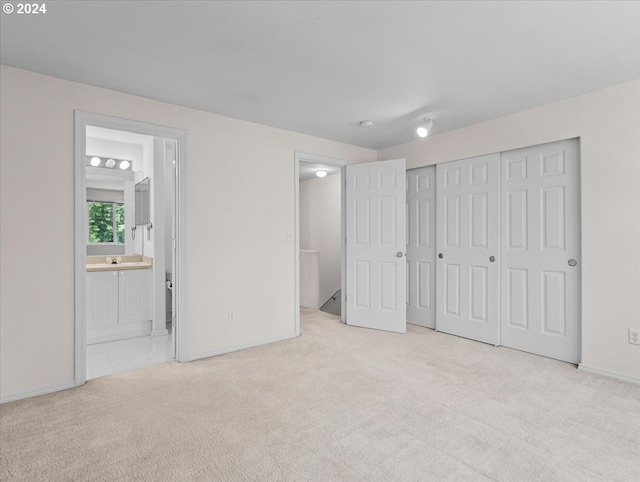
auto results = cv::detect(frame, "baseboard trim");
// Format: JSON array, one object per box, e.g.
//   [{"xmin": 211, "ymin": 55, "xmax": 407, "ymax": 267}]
[
  {"xmin": 187, "ymin": 332, "xmax": 299, "ymax": 362},
  {"xmin": 578, "ymin": 364, "xmax": 640, "ymax": 385},
  {"xmin": 1, "ymin": 381, "xmax": 76, "ymax": 404},
  {"xmin": 152, "ymin": 328, "xmax": 169, "ymax": 337}
]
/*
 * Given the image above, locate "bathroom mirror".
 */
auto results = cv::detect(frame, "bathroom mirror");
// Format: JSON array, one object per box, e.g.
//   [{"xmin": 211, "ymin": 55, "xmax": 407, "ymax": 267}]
[
  {"xmin": 85, "ymin": 167, "xmax": 136, "ymax": 256},
  {"xmin": 135, "ymin": 177, "xmax": 151, "ymax": 226}
]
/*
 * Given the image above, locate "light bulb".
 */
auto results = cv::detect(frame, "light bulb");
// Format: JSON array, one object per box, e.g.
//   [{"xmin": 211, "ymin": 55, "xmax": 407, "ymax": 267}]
[
  {"xmin": 105, "ymin": 158, "xmax": 116, "ymax": 168},
  {"xmin": 416, "ymin": 118, "xmax": 434, "ymax": 138},
  {"xmin": 315, "ymin": 170, "xmax": 328, "ymax": 178},
  {"xmin": 119, "ymin": 160, "xmax": 130, "ymax": 170},
  {"xmin": 90, "ymin": 156, "xmax": 101, "ymax": 166}
]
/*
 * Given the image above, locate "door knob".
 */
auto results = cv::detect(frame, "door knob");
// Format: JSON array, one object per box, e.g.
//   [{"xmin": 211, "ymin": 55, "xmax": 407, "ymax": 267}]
[
  {"xmin": 438, "ymin": 253, "xmax": 444, "ymax": 259},
  {"xmin": 396, "ymin": 251, "xmax": 404, "ymax": 258},
  {"xmin": 568, "ymin": 259, "xmax": 577, "ymax": 267},
  {"xmin": 489, "ymin": 256, "xmax": 495, "ymax": 262}
]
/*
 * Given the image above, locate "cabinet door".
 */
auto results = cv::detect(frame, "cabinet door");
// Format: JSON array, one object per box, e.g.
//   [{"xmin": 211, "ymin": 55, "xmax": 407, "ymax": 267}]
[
  {"xmin": 86, "ymin": 271, "xmax": 119, "ymax": 328},
  {"xmin": 118, "ymin": 269, "xmax": 152, "ymax": 325}
]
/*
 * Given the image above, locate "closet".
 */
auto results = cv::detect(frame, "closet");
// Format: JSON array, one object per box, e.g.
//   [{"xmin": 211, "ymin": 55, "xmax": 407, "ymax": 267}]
[{"xmin": 409, "ymin": 138, "xmax": 580, "ymax": 363}]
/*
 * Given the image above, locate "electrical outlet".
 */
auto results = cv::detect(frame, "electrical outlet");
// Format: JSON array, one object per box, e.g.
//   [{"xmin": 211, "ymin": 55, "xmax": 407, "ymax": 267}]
[
  {"xmin": 630, "ymin": 329, "xmax": 640, "ymax": 345},
  {"xmin": 228, "ymin": 310, "xmax": 236, "ymax": 322}
]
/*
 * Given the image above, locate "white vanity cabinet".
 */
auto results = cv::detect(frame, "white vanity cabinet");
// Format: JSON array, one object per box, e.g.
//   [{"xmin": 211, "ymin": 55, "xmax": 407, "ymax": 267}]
[{"xmin": 87, "ymin": 268, "xmax": 152, "ymax": 344}]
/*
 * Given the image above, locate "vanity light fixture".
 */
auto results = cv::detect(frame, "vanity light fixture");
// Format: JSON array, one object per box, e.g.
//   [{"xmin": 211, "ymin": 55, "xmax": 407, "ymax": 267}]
[
  {"xmin": 90, "ymin": 156, "xmax": 101, "ymax": 167},
  {"xmin": 119, "ymin": 160, "xmax": 130, "ymax": 170},
  {"xmin": 416, "ymin": 118, "xmax": 434, "ymax": 138},
  {"xmin": 315, "ymin": 169, "xmax": 328, "ymax": 178},
  {"xmin": 105, "ymin": 158, "xmax": 116, "ymax": 168}
]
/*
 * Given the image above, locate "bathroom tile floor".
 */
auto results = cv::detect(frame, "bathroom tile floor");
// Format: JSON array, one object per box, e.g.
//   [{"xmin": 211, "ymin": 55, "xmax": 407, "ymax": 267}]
[{"xmin": 87, "ymin": 333, "xmax": 174, "ymax": 380}]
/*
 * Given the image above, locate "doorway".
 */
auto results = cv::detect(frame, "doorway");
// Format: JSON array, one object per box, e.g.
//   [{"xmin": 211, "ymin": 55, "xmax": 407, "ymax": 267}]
[
  {"xmin": 74, "ymin": 112, "xmax": 187, "ymax": 386},
  {"xmin": 294, "ymin": 153, "xmax": 347, "ymax": 335}
]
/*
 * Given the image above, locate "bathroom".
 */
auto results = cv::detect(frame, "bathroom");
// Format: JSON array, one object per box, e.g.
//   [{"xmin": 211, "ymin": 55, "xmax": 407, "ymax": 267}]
[{"xmin": 84, "ymin": 125, "xmax": 177, "ymax": 379}]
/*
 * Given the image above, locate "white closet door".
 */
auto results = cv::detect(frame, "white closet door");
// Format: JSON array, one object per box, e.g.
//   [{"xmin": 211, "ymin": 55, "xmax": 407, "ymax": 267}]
[
  {"xmin": 406, "ymin": 166, "xmax": 436, "ymax": 328},
  {"xmin": 346, "ymin": 159, "xmax": 406, "ymax": 333},
  {"xmin": 500, "ymin": 139, "xmax": 580, "ymax": 363},
  {"xmin": 436, "ymin": 154, "xmax": 500, "ymax": 344}
]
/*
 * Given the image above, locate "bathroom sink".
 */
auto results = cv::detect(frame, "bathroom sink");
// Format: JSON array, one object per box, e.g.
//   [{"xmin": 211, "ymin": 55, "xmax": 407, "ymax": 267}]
[{"xmin": 87, "ymin": 261, "xmax": 151, "ymax": 271}]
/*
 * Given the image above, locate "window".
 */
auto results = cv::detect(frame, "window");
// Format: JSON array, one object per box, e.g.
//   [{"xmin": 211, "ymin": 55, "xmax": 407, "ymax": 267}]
[{"xmin": 88, "ymin": 202, "xmax": 125, "ymax": 244}]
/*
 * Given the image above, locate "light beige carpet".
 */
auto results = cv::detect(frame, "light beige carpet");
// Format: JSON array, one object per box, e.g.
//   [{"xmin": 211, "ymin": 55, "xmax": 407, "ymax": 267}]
[{"xmin": 2, "ymin": 309, "xmax": 639, "ymax": 481}]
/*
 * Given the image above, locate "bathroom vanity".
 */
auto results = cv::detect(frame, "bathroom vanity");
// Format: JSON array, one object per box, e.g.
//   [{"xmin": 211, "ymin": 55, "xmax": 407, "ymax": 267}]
[{"xmin": 86, "ymin": 256, "xmax": 153, "ymax": 344}]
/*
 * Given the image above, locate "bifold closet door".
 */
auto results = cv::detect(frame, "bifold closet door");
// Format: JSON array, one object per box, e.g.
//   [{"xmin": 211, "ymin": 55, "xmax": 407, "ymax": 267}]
[
  {"xmin": 406, "ymin": 166, "xmax": 436, "ymax": 328},
  {"xmin": 436, "ymin": 154, "xmax": 500, "ymax": 345},
  {"xmin": 500, "ymin": 139, "xmax": 580, "ymax": 363}
]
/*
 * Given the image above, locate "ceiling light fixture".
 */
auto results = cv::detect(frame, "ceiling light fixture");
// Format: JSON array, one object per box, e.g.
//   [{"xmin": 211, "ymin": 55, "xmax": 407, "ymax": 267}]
[
  {"xmin": 119, "ymin": 160, "xmax": 130, "ymax": 170},
  {"xmin": 105, "ymin": 158, "xmax": 116, "ymax": 168},
  {"xmin": 315, "ymin": 169, "xmax": 328, "ymax": 178},
  {"xmin": 359, "ymin": 120, "xmax": 374, "ymax": 127},
  {"xmin": 90, "ymin": 156, "xmax": 101, "ymax": 166},
  {"xmin": 416, "ymin": 118, "xmax": 434, "ymax": 138}
]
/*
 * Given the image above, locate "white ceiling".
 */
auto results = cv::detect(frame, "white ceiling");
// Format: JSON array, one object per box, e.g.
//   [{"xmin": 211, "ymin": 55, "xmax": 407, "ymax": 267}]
[{"xmin": 2, "ymin": 1, "xmax": 639, "ymax": 150}]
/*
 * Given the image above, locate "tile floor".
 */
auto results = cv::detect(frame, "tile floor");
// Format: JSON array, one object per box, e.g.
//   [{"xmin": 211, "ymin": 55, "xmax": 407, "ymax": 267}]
[{"xmin": 87, "ymin": 332, "xmax": 174, "ymax": 379}]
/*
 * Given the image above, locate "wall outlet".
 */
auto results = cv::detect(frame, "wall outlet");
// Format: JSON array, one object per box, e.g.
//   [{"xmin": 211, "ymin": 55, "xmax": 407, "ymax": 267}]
[
  {"xmin": 228, "ymin": 310, "xmax": 236, "ymax": 322},
  {"xmin": 630, "ymin": 329, "xmax": 640, "ymax": 345}
]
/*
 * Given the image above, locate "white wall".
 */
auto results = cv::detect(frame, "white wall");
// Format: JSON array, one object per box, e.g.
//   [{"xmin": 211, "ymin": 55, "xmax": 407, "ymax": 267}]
[
  {"xmin": 0, "ymin": 65, "xmax": 377, "ymax": 401},
  {"xmin": 299, "ymin": 173, "xmax": 342, "ymax": 306},
  {"xmin": 379, "ymin": 79, "xmax": 640, "ymax": 381}
]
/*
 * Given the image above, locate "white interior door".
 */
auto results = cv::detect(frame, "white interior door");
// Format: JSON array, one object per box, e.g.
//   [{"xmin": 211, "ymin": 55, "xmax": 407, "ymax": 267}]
[
  {"xmin": 500, "ymin": 139, "xmax": 580, "ymax": 363},
  {"xmin": 436, "ymin": 154, "xmax": 500, "ymax": 344},
  {"xmin": 406, "ymin": 166, "xmax": 436, "ymax": 328},
  {"xmin": 346, "ymin": 159, "xmax": 406, "ymax": 333}
]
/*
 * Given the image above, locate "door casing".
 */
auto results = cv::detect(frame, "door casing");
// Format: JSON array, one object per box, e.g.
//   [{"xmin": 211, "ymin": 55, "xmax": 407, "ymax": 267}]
[
  {"xmin": 294, "ymin": 152, "xmax": 348, "ymax": 335},
  {"xmin": 74, "ymin": 111, "xmax": 188, "ymax": 386}
]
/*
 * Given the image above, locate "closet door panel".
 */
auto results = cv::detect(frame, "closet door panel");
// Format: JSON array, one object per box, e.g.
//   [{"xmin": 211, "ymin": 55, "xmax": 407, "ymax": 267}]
[
  {"xmin": 436, "ymin": 154, "xmax": 500, "ymax": 344},
  {"xmin": 500, "ymin": 139, "xmax": 580, "ymax": 363},
  {"xmin": 406, "ymin": 166, "xmax": 436, "ymax": 328}
]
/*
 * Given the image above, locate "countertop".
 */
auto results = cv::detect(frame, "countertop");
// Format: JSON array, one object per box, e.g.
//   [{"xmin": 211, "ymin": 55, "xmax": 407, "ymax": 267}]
[{"xmin": 86, "ymin": 255, "xmax": 153, "ymax": 272}]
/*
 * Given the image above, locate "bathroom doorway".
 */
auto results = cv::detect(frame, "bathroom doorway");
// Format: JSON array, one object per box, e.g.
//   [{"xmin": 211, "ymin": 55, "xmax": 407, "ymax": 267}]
[
  {"xmin": 74, "ymin": 112, "xmax": 186, "ymax": 385},
  {"xmin": 295, "ymin": 153, "xmax": 347, "ymax": 334}
]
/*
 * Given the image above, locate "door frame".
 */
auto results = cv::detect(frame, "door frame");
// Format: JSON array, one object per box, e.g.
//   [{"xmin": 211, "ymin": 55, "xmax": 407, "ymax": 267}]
[
  {"xmin": 294, "ymin": 152, "xmax": 348, "ymax": 335},
  {"xmin": 74, "ymin": 111, "xmax": 188, "ymax": 387}
]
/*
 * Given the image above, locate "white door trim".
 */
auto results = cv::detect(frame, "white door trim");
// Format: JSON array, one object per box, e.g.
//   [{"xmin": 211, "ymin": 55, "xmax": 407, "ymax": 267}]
[
  {"xmin": 294, "ymin": 152, "xmax": 348, "ymax": 336},
  {"xmin": 74, "ymin": 111, "xmax": 188, "ymax": 387}
]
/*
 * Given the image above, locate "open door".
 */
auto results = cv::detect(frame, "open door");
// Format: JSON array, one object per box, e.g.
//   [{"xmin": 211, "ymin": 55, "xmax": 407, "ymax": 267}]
[{"xmin": 345, "ymin": 159, "xmax": 407, "ymax": 333}]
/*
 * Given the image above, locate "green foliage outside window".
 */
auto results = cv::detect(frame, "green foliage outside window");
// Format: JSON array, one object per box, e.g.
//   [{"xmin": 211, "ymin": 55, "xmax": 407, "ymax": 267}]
[{"xmin": 88, "ymin": 202, "xmax": 125, "ymax": 244}]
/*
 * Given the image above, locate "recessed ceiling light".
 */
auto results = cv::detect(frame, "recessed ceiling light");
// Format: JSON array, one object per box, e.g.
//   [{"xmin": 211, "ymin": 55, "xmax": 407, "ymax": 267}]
[
  {"xmin": 315, "ymin": 170, "xmax": 328, "ymax": 178},
  {"xmin": 90, "ymin": 156, "xmax": 101, "ymax": 166},
  {"xmin": 105, "ymin": 158, "xmax": 116, "ymax": 168},
  {"xmin": 119, "ymin": 160, "xmax": 130, "ymax": 170},
  {"xmin": 359, "ymin": 120, "xmax": 374, "ymax": 127}
]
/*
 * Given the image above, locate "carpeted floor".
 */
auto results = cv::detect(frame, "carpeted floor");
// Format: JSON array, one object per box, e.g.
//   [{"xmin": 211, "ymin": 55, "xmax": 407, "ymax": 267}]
[{"xmin": 2, "ymin": 309, "xmax": 639, "ymax": 481}]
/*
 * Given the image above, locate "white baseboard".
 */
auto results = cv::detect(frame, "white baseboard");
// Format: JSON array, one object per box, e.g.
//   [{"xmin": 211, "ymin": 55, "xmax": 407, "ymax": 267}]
[
  {"xmin": 1, "ymin": 381, "xmax": 76, "ymax": 404},
  {"xmin": 152, "ymin": 328, "xmax": 169, "ymax": 337},
  {"xmin": 187, "ymin": 332, "xmax": 298, "ymax": 362},
  {"xmin": 578, "ymin": 364, "xmax": 640, "ymax": 385}
]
